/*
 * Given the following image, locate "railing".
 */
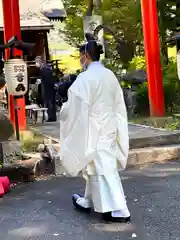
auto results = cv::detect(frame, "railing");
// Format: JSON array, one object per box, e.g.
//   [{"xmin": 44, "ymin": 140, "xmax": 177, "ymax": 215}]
[{"xmin": 26, "ymin": 60, "xmax": 61, "ymax": 70}]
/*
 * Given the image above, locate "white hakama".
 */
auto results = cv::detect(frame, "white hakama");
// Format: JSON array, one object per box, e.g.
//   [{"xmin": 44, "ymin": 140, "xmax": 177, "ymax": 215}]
[{"xmin": 84, "ymin": 173, "xmax": 129, "ymax": 214}]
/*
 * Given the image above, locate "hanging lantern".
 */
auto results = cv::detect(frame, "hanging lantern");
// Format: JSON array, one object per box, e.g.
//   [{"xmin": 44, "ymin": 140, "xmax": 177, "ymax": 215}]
[{"xmin": 4, "ymin": 58, "xmax": 28, "ymax": 96}]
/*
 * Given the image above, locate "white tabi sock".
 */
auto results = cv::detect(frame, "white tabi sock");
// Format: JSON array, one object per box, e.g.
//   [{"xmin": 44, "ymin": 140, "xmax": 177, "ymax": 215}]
[
  {"xmin": 111, "ymin": 208, "xmax": 130, "ymax": 218},
  {"xmin": 76, "ymin": 197, "xmax": 92, "ymax": 209}
]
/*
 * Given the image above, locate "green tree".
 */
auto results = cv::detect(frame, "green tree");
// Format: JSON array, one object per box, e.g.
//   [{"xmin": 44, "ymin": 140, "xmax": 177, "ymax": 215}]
[
  {"xmin": 62, "ymin": 0, "xmax": 142, "ymax": 69},
  {"xmin": 176, "ymin": 0, "xmax": 180, "ymax": 50},
  {"xmin": 136, "ymin": 0, "xmax": 176, "ymax": 65},
  {"xmin": 62, "ymin": 0, "xmax": 176, "ymax": 69},
  {"xmin": 157, "ymin": 0, "xmax": 176, "ymax": 65}
]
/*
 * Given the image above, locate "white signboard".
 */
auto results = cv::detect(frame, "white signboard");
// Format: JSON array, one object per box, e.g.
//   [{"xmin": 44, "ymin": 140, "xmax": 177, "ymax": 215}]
[
  {"xmin": 177, "ymin": 51, "xmax": 180, "ymax": 80},
  {"xmin": 4, "ymin": 58, "xmax": 28, "ymax": 96},
  {"xmin": 83, "ymin": 15, "xmax": 104, "ymax": 59}
]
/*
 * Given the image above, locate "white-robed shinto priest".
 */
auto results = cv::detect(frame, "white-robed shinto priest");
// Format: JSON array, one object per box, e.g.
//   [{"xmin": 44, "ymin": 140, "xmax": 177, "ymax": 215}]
[{"xmin": 60, "ymin": 34, "xmax": 131, "ymax": 223}]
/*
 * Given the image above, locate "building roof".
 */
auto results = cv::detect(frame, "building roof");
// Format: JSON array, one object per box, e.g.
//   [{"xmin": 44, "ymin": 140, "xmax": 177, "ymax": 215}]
[
  {"xmin": 40, "ymin": 0, "xmax": 67, "ymax": 19},
  {"xmin": 0, "ymin": 0, "xmax": 66, "ymax": 31}
]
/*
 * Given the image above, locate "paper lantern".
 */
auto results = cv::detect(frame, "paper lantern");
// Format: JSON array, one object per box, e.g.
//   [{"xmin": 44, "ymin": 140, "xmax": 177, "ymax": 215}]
[{"xmin": 4, "ymin": 58, "xmax": 28, "ymax": 96}]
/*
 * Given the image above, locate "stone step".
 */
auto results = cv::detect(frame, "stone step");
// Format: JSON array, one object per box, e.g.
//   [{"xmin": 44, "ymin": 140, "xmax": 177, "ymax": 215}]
[
  {"xmin": 31, "ymin": 123, "xmax": 180, "ymax": 149},
  {"xmin": 129, "ymin": 124, "xmax": 180, "ymax": 149},
  {"xmin": 130, "ymin": 131, "xmax": 180, "ymax": 149},
  {"xmin": 130, "ymin": 132, "xmax": 180, "ymax": 149},
  {"xmin": 128, "ymin": 144, "xmax": 180, "ymax": 167},
  {"xmin": 42, "ymin": 131, "xmax": 180, "ymax": 151},
  {"xmin": 52, "ymin": 144, "xmax": 180, "ymax": 176}
]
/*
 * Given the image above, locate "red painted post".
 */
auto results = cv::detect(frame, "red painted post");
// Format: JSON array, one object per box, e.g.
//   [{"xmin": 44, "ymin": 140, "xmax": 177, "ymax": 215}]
[
  {"xmin": 2, "ymin": 0, "xmax": 26, "ymax": 130},
  {"xmin": 141, "ymin": 0, "xmax": 165, "ymax": 117}
]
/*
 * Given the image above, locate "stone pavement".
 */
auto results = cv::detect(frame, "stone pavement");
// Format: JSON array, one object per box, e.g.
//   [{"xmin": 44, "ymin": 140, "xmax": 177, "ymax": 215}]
[
  {"xmin": 30, "ymin": 121, "xmax": 174, "ymax": 143},
  {"xmin": 128, "ymin": 124, "xmax": 177, "ymax": 139},
  {"xmin": 1, "ymin": 162, "xmax": 180, "ymax": 240}
]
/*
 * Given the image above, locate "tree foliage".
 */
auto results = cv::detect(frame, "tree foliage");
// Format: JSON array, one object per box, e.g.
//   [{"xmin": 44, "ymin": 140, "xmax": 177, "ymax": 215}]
[
  {"xmin": 157, "ymin": 0, "xmax": 176, "ymax": 64},
  {"xmin": 62, "ymin": 0, "xmax": 86, "ymax": 46},
  {"xmin": 62, "ymin": 0, "xmax": 177, "ymax": 69},
  {"xmin": 62, "ymin": 0, "xmax": 142, "ymax": 69}
]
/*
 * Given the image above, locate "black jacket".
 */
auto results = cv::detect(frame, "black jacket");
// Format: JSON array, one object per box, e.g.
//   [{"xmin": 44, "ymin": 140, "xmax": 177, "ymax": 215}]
[
  {"xmin": 58, "ymin": 74, "xmax": 77, "ymax": 100},
  {"xmin": 40, "ymin": 65, "xmax": 56, "ymax": 99}
]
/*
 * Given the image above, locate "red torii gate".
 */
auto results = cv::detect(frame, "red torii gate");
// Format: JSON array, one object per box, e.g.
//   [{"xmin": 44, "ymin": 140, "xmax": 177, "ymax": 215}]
[{"xmin": 2, "ymin": 0, "xmax": 164, "ymax": 130}]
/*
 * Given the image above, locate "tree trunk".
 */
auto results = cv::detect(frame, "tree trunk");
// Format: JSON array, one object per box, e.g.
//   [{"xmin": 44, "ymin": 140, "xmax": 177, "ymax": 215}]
[
  {"xmin": 93, "ymin": 0, "xmax": 101, "ymax": 14},
  {"xmin": 85, "ymin": 0, "xmax": 93, "ymax": 16},
  {"xmin": 177, "ymin": 40, "xmax": 180, "ymax": 52},
  {"xmin": 177, "ymin": 1, "xmax": 180, "ymax": 51},
  {"xmin": 158, "ymin": 1, "xmax": 168, "ymax": 65},
  {"xmin": 161, "ymin": 38, "xmax": 169, "ymax": 65}
]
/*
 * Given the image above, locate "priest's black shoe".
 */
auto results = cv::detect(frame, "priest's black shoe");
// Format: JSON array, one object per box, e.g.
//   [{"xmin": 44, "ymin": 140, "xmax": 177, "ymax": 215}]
[
  {"xmin": 102, "ymin": 212, "xmax": 131, "ymax": 223},
  {"xmin": 72, "ymin": 194, "xmax": 91, "ymax": 213}
]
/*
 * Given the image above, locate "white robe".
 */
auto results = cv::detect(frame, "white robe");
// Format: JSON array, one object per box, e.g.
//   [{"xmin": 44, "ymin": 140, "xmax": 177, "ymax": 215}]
[{"xmin": 60, "ymin": 62, "xmax": 129, "ymax": 213}]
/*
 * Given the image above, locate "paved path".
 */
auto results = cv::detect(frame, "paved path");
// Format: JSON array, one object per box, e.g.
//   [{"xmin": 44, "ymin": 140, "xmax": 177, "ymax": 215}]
[
  {"xmin": 1, "ymin": 162, "xmax": 180, "ymax": 240},
  {"xmin": 30, "ymin": 121, "xmax": 173, "ymax": 142}
]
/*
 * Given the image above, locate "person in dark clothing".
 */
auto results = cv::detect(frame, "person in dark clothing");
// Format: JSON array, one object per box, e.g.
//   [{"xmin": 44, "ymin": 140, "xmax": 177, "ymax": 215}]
[
  {"xmin": 35, "ymin": 56, "xmax": 57, "ymax": 122},
  {"xmin": 58, "ymin": 74, "xmax": 77, "ymax": 104}
]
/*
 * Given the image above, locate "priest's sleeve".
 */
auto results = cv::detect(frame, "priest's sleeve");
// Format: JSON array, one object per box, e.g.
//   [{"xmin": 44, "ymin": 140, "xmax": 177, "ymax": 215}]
[
  {"xmin": 59, "ymin": 88, "xmax": 91, "ymax": 176},
  {"xmin": 115, "ymin": 85, "xmax": 129, "ymax": 170}
]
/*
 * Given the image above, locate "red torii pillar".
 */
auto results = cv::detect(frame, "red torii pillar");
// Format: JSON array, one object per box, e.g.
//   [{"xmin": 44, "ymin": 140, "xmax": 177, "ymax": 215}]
[
  {"xmin": 141, "ymin": 0, "xmax": 165, "ymax": 117},
  {"xmin": 2, "ymin": 0, "xmax": 26, "ymax": 130}
]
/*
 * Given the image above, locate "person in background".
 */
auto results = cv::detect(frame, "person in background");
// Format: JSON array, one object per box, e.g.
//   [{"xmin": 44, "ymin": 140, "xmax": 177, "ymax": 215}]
[
  {"xmin": 56, "ymin": 69, "xmax": 64, "ymax": 82},
  {"xmin": 55, "ymin": 74, "xmax": 77, "ymax": 108},
  {"xmin": 58, "ymin": 74, "xmax": 77, "ymax": 104},
  {"xmin": 35, "ymin": 56, "xmax": 56, "ymax": 122},
  {"xmin": 59, "ymin": 37, "xmax": 131, "ymax": 222}
]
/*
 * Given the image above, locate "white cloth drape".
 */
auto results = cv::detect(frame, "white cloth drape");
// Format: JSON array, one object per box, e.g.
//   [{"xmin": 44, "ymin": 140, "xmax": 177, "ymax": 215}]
[{"xmin": 60, "ymin": 62, "xmax": 129, "ymax": 177}]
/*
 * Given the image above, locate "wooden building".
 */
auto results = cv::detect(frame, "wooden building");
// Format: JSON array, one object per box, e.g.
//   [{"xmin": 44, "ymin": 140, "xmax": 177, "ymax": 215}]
[
  {"xmin": 0, "ymin": 0, "xmax": 66, "ymax": 105},
  {"xmin": 0, "ymin": 0, "xmax": 66, "ymax": 61}
]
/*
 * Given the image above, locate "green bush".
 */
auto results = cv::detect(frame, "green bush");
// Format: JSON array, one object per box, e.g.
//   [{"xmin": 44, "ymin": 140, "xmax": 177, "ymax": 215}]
[
  {"xmin": 163, "ymin": 58, "xmax": 178, "ymax": 83},
  {"xmin": 135, "ymin": 82, "xmax": 149, "ymax": 115},
  {"xmin": 134, "ymin": 57, "xmax": 180, "ymax": 115},
  {"xmin": 104, "ymin": 55, "xmax": 179, "ymax": 115},
  {"xmin": 128, "ymin": 56, "xmax": 146, "ymax": 71},
  {"xmin": 20, "ymin": 132, "xmax": 44, "ymax": 153}
]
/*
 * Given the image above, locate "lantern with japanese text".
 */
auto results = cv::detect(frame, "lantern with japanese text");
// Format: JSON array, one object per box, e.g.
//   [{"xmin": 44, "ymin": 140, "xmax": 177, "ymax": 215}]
[{"xmin": 4, "ymin": 58, "xmax": 28, "ymax": 96}]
